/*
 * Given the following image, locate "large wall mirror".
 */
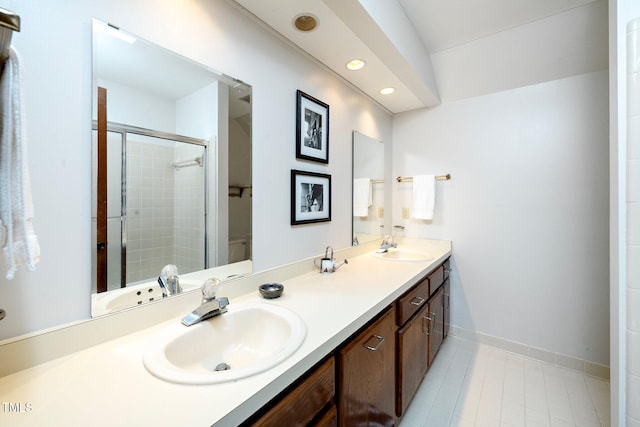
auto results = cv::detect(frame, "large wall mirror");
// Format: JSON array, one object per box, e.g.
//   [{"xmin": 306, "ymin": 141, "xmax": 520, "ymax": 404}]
[
  {"xmin": 91, "ymin": 19, "xmax": 252, "ymax": 316},
  {"xmin": 352, "ymin": 131, "xmax": 384, "ymax": 246}
]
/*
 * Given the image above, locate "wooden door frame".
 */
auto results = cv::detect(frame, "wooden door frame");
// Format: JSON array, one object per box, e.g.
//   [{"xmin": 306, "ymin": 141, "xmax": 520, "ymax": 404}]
[{"xmin": 96, "ymin": 87, "xmax": 108, "ymax": 293}]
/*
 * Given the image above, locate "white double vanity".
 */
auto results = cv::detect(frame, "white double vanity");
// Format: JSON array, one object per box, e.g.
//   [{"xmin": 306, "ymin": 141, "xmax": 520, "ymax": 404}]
[{"xmin": 0, "ymin": 238, "xmax": 451, "ymax": 426}]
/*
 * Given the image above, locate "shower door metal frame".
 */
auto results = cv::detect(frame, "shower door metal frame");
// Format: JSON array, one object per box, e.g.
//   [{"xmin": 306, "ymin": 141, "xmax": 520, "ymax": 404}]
[{"xmin": 93, "ymin": 120, "xmax": 208, "ymax": 290}]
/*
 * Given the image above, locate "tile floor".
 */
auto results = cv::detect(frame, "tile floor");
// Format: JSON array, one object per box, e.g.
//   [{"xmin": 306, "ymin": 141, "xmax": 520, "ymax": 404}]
[{"xmin": 399, "ymin": 336, "xmax": 610, "ymax": 427}]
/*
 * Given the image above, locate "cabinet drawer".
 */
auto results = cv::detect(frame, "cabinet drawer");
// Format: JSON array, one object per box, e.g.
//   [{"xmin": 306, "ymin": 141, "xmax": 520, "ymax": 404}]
[
  {"xmin": 397, "ymin": 277, "xmax": 429, "ymax": 326},
  {"xmin": 428, "ymin": 265, "xmax": 444, "ymax": 297},
  {"xmin": 251, "ymin": 357, "xmax": 335, "ymax": 426},
  {"xmin": 313, "ymin": 405, "xmax": 337, "ymax": 427},
  {"xmin": 443, "ymin": 258, "xmax": 451, "ymax": 280}
]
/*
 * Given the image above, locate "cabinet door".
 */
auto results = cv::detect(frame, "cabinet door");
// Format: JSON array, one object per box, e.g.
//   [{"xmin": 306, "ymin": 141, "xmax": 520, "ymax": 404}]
[
  {"xmin": 427, "ymin": 287, "xmax": 444, "ymax": 366},
  {"xmin": 443, "ymin": 279, "xmax": 450, "ymax": 338},
  {"xmin": 250, "ymin": 358, "xmax": 335, "ymax": 427},
  {"xmin": 338, "ymin": 306, "xmax": 396, "ymax": 427},
  {"xmin": 396, "ymin": 303, "xmax": 430, "ymax": 417}
]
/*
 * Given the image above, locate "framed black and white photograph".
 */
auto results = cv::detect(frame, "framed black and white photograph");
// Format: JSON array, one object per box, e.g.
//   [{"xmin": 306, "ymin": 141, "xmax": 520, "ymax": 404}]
[
  {"xmin": 291, "ymin": 170, "xmax": 331, "ymax": 225},
  {"xmin": 296, "ymin": 90, "xmax": 329, "ymax": 164}
]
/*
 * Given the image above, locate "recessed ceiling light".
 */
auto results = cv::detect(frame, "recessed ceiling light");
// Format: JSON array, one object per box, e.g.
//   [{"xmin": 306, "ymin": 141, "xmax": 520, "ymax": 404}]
[
  {"xmin": 379, "ymin": 87, "xmax": 396, "ymax": 95},
  {"xmin": 346, "ymin": 59, "xmax": 366, "ymax": 71},
  {"xmin": 293, "ymin": 14, "xmax": 319, "ymax": 32}
]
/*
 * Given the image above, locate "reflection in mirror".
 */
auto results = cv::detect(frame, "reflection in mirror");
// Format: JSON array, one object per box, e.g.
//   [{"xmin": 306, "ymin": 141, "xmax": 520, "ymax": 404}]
[
  {"xmin": 352, "ymin": 131, "xmax": 384, "ymax": 246},
  {"xmin": 91, "ymin": 19, "xmax": 252, "ymax": 316}
]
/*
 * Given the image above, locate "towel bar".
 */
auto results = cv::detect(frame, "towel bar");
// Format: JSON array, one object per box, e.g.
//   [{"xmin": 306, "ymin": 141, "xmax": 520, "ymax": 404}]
[
  {"xmin": 396, "ymin": 174, "xmax": 451, "ymax": 182},
  {"xmin": 0, "ymin": 7, "xmax": 20, "ymax": 67}
]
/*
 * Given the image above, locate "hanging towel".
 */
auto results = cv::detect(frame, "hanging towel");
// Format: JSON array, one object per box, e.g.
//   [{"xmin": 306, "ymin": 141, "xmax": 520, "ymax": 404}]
[
  {"xmin": 0, "ymin": 47, "xmax": 40, "ymax": 280},
  {"xmin": 353, "ymin": 178, "xmax": 372, "ymax": 217},
  {"xmin": 411, "ymin": 174, "xmax": 436, "ymax": 220}
]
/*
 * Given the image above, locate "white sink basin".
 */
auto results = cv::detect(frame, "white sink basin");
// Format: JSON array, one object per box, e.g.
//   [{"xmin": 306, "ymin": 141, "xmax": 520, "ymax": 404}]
[
  {"xmin": 91, "ymin": 279, "xmax": 203, "ymax": 316},
  {"xmin": 143, "ymin": 302, "xmax": 306, "ymax": 384},
  {"xmin": 373, "ymin": 249, "xmax": 434, "ymax": 262}
]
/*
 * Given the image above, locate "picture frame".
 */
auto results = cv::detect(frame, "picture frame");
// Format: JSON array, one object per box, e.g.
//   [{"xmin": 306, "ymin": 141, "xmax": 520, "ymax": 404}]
[
  {"xmin": 296, "ymin": 90, "xmax": 329, "ymax": 164},
  {"xmin": 291, "ymin": 170, "xmax": 331, "ymax": 225}
]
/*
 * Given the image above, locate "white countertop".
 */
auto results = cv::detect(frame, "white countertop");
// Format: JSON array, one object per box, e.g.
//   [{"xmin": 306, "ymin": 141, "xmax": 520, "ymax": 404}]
[{"xmin": 0, "ymin": 238, "xmax": 451, "ymax": 426}]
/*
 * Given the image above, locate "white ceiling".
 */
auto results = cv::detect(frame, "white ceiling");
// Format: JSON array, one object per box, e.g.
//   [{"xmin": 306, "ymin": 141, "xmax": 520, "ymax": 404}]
[
  {"xmin": 398, "ymin": 0, "xmax": 599, "ymax": 52},
  {"xmin": 230, "ymin": 0, "xmax": 607, "ymax": 113}
]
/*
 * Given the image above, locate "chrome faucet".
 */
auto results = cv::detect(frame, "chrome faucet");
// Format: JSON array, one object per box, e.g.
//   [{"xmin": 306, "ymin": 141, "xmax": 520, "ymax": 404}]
[
  {"xmin": 378, "ymin": 235, "xmax": 397, "ymax": 252},
  {"xmin": 181, "ymin": 278, "xmax": 229, "ymax": 327},
  {"xmin": 158, "ymin": 264, "xmax": 182, "ymax": 297}
]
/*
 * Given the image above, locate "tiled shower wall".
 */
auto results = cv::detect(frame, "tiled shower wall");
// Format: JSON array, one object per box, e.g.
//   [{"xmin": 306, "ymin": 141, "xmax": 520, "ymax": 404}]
[
  {"xmin": 627, "ymin": 18, "xmax": 640, "ymax": 427},
  {"xmin": 125, "ymin": 137, "xmax": 205, "ymax": 283},
  {"xmin": 126, "ymin": 138, "xmax": 176, "ymax": 283},
  {"xmin": 173, "ymin": 143, "xmax": 206, "ymax": 274}
]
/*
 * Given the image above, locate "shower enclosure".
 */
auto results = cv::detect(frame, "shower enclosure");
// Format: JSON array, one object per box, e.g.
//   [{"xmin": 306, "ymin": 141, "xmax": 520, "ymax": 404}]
[{"xmin": 91, "ymin": 123, "xmax": 208, "ymax": 293}]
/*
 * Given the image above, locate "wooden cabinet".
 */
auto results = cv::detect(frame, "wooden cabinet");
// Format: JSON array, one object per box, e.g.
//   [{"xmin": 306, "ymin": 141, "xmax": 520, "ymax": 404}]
[
  {"xmin": 246, "ymin": 256, "xmax": 452, "ymax": 427},
  {"xmin": 338, "ymin": 306, "xmax": 396, "ymax": 427},
  {"xmin": 443, "ymin": 279, "xmax": 450, "ymax": 338},
  {"xmin": 314, "ymin": 405, "xmax": 337, "ymax": 427},
  {"xmin": 247, "ymin": 357, "xmax": 335, "ymax": 427},
  {"xmin": 396, "ymin": 303, "xmax": 430, "ymax": 417},
  {"xmin": 395, "ymin": 257, "xmax": 451, "ymax": 418},
  {"xmin": 427, "ymin": 286, "xmax": 445, "ymax": 366},
  {"xmin": 442, "ymin": 258, "xmax": 451, "ymax": 338}
]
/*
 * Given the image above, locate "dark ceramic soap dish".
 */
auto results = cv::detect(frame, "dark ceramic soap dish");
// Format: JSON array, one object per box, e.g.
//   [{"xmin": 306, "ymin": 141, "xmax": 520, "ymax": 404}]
[{"xmin": 258, "ymin": 283, "xmax": 284, "ymax": 299}]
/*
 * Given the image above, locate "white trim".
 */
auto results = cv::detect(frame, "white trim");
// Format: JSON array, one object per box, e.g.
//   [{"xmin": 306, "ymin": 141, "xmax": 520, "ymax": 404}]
[{"xmin": 449, "ymin": 325, "xmax": 610, "ymax": 380}]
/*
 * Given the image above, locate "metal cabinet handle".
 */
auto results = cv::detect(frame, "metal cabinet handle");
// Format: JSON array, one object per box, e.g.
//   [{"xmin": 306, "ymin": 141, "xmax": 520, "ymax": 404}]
[
  {"xmin": 423, "ymin": 315, "xmax": 432, "ymax": 336},
  {"xmin": 363, "ymin": 334, "xmax": 385, "ymax": 351},
  {"xmin": 410, "ymin": 296, "xmax": 425, "ymax": 306},
  {"xmin": 445, "ymin": 294, "xmax": 450, "ymax": 308},
  {"xmin": 424, "ymin": 313, "xmax": 437, "ymax": 334}
]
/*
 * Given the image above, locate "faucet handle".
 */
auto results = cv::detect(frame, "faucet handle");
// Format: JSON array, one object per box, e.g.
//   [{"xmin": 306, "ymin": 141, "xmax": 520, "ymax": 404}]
[
  {"xmin": 202, "ymin": 278, "xmax": 222, "ymax": 301},
  {"xmin": 160, "ymin": 264, "xmax": 179, "ymax": 278}
]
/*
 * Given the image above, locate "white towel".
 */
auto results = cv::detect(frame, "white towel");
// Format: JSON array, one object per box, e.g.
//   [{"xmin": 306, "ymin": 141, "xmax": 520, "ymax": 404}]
[
  {"xmin": 353, "ymin": 178, "xmax": 372, "ymax": 217},
  {"xmin": 411, "ymin": 175, "xmax": 436, "ymax": 220},
  {"xmin": 0, "ymin": 47, "xmax": 40, "ymax": 280}
]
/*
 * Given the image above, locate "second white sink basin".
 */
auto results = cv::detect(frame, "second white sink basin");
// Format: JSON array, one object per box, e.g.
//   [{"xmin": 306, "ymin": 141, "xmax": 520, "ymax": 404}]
[
  {"xmin": 91, "ymin": 279, "xmax": 203, "ymax": 317},
  {"xmin": 143, "ymin": 302, "xmax": 306, "ymax": 384},
  {"xmin": 373, "ymin": 249, "xmax": 434, "ymax": 262}
]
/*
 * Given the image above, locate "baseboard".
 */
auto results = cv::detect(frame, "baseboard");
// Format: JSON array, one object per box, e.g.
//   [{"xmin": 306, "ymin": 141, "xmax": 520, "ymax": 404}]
[{"xmin": 449, "ymin": 325, "xmax": 610, "ymax": 380}]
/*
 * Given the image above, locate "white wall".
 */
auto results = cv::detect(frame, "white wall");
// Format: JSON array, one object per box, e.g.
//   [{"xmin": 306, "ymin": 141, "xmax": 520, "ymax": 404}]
[
  {"xmin": 393, "ymin": 71, "xmax": 610, "ymax": 365},
  {"xmin": 176, "ymin": 82, "xmax": 219, "ymax": 139},
  {"xmin": 0, "ymin": 0, "xmax": 392, "ymax": 339},
  {"xmin": 96, "ymin": 79, "xmax": 177, "ymax": 132}
]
